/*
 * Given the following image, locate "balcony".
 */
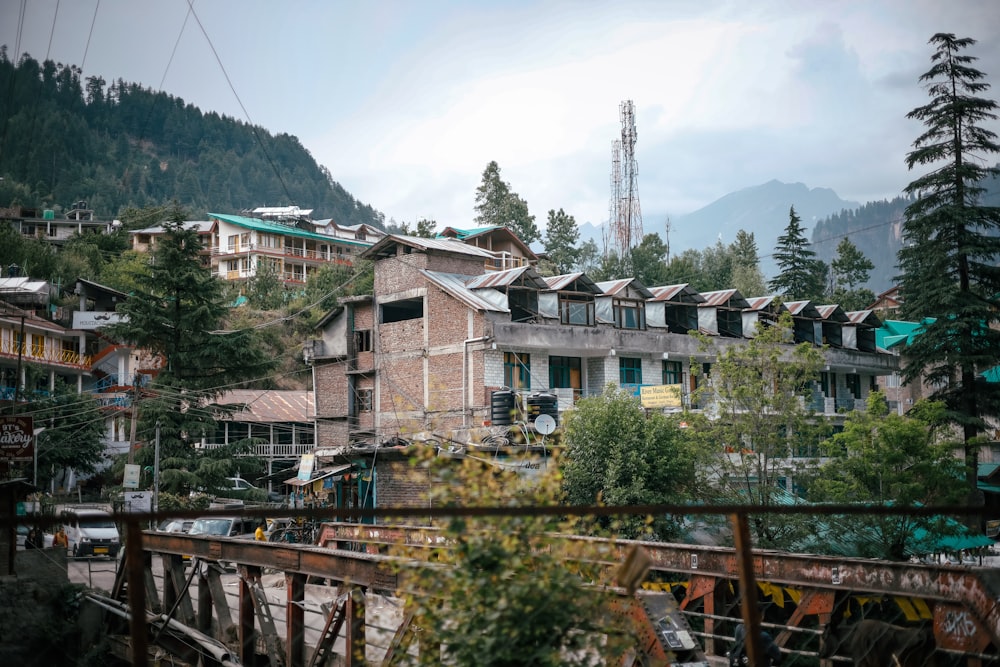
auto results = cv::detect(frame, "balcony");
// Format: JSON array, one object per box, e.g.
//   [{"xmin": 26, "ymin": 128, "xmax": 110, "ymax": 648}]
[
  {"xmin": 0, "ymin": 340, "xmax": 91, "ymax": 369},
  {"xmin": 196, "ymin": 441, "xmax": 314, "ymax": 459}
]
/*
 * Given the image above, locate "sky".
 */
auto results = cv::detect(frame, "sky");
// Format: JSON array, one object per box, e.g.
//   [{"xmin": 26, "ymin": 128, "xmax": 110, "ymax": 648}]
[{"xmin": 2, "ymin": 0, "xmax": 1000, "ymax": 234}]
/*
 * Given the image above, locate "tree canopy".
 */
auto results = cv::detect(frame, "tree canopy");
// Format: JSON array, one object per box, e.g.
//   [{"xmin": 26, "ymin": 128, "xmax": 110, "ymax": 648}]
[
  {"xmin": 561, "ymin": 385, "xmax": 701, "ymax": 540},
  {"xmin": 105, "ymin": 206, "xmax": 278, "ymax": 492},
  {"xmin": 473, "ymin": 161, "xmax": 540, "ymax": 245},
  {"xmin": 808, "ymin": 393, "xmax": 966, "ymax": 560},
  {"xmin": 543, "ymin": 208, "xmax": 580, "ymax": 274},
  {"xmin": 693, "ymin": 313, "xmax": 827, "ymax": 549},
  {"xmin": 769, "ymin": 206, "xmax": 827, "ymax": 301},
  {"xmin": 896, "ymin": 33, "xmax": 1000, "ymax": 506}
]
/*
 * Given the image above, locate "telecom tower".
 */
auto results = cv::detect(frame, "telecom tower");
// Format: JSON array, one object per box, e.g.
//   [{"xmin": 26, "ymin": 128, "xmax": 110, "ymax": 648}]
[{"xmin": 605, "ymin": 100, "xmax": 643, "ymax": 264}]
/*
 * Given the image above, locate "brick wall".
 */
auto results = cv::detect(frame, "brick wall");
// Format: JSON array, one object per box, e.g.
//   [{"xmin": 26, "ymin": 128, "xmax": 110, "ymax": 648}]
[{"xmin": 375, "ymin": 459, "xmax": 432, "ymax": 509}]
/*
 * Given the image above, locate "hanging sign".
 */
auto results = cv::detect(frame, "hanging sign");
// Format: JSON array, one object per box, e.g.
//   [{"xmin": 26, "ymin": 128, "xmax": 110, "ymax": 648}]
[{"xmin": 0, "ymin": 415, "xmax": 34, "ymax": 463}]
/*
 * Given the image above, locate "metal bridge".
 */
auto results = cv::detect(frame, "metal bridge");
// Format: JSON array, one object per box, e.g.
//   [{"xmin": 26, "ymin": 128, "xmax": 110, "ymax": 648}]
[{"xmin": 100, "ymin": 518, "xmax": 1000, "ymax": 667}]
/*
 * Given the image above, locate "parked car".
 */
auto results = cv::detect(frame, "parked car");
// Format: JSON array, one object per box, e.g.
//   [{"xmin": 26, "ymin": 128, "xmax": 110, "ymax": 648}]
[
  {"xmin": 60, "ymin": 508, "xmax": 121, "ymax": 559},
  {"xmin": 157, "ymin": 518, "xmax": 194, "ymax": 534},
  {"xmin": 192, "ymin": 476, "xmax": 284, "ymax": 503},
  {"xmin": 188, "ymin": 516, "xmax": 259, "ymax": 540}
]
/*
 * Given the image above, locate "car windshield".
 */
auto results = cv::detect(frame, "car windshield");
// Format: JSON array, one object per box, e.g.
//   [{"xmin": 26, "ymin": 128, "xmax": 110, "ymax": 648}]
[
  {"xmin": 190, "ymin": 519, "xmax": 233, "ymax": 536},
  {"xmin": 79, "ymin": 516, "xmax": 116, "ymax": 528}
]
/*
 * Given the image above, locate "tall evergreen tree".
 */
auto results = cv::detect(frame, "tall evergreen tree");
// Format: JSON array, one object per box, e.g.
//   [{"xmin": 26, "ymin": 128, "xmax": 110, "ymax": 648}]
[
  {"xmin": 830, "ymin": 237, "xmax": 875, "ymax": 311},
  {"xmin": 769, "ymin": 206, "xmax": 826, "ymax": 301},
  {"xmin": 106, "ymin": 206, "xmax": 277, "ymax": 492},
  {"xmin": 730, "ymin": 230, "xmax": 767, "ymax": 297},
  {"xmin": 543, "ymin": 208, "xmax": 580, "ymax": 274},
  {"xmin": 473, "ymin": 161, "xmax": 540, "ymax": 244},
  {"xmin": 896, "ymin": 33, "xmax": 1000, "ymax": 506}
]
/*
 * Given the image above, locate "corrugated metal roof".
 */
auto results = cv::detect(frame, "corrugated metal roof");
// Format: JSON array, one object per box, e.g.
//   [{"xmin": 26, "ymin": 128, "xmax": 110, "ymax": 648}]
[
  {"xmin": 210, "ymin": 213, "xmax": 370, "ymax": 247},
  {"xmin": 131, "ymin": 220, "xmax": 216, "ymax": 234},
  {"xmin": 785, "ymin": 300, "xmax": 822, "ymax": 318},
  {"xmin": 846, "ymin": 309, "xmax": 882, "ymax": 327},
  {"xmin": 815, "ymin": 304, "xmax": 849, "ymax": 322},
  {"xmin": 422, "ymin": 270, "xmax": 509, "ymax": 312},
  {"xmin": 544, "ymin": 272, "xmax": 601, "ymax": 293},
  {"xmin": 594, "ymin": 278, "xmax": 653, "ymax": 298},
  {"xmin": 436, "ymin": 226, "xmax": 500, "ymax": 240},
  {"xmin": 744, "ymin": 296, "xmax": 783, "ymax": 312},
  {"xmin": 648, "ymin": 284, "xmax": 706, "ymax": 304},
  {"xmin": 700, "ymin": 289, "xmax": 749, "ymax": 308},
  {"xmin": 362, "ymin": 234, "xmax": 497, "ymax": 260},
  {"xmin": 210, "ymin": 390, "xmax": 314, "ymax": 422},
  {"xmin": 465, "ymin": 265, "xmax": 548, "ymax": 290}
]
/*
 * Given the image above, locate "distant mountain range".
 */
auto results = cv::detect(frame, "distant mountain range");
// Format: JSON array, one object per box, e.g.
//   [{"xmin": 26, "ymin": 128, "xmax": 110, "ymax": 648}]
[{"xmin": 579, "ymin": 180, "xmax": 859, "ymax": 281}]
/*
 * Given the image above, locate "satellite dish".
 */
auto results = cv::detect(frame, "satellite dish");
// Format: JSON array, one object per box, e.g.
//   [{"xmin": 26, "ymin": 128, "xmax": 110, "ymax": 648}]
[{"xmin": 534, "ymin": 414, "xmax": 556, "ymax": 435}]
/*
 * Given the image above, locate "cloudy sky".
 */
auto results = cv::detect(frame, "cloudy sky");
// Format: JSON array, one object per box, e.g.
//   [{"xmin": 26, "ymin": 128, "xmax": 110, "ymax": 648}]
[{"xmin": 3, "ymin": 0, "xmax": 999, "ymax": 232}]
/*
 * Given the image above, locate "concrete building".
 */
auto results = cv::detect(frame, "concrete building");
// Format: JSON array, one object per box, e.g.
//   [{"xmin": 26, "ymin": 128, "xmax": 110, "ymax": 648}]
[
  {"xmin": 0, "ymin": 202, "xmax": 112, "ymax": 245},
  {"xmin": 305, "ymin": 233, "xmax": 899, "ymax": 466}
]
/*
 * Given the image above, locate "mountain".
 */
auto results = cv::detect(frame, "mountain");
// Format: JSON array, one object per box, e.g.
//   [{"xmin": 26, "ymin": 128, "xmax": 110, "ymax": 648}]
[
  {"xmin": 672, "ymin": 180, "xmax": 858, "ymax": 275},
  {"xmin": 0, "ymin": 52, "xmax": 384, "ymax": 227},
  {"xmin": 579, "ymin": 180, "xmax": 859, "ymax": 279}
]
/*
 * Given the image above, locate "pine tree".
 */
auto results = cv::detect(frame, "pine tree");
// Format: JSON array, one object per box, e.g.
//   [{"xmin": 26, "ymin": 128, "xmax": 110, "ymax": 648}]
[
  {"xmin": 896, "ymin": 33, "xmax": 1000, "ymax": 506},
  {"xmin": 543, "ymin": 208, "xmax": 580, "ymax": 274},
  {"xmin": 769, "ymin": 206, "xmax": 826, "ymax": 301},
  {"xmin": 730, "ymin": 230, "xmax": 767, "ymax": 297},
  {"xmin": 830, "ymin": 237, "xmax": 875, "ymax": 311},
  {"xmin": 473, "ymin": 161, "xmax": 540, "ymax": 244},
  {"xmin": 106, "ymin": 206, "xmax": 277, "ymax": 491}
]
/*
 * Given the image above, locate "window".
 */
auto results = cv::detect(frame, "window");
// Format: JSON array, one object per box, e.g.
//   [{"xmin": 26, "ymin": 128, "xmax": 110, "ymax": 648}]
[
  {"xmin": 503, "ymin": 352, "xmax": 531, "ymax": 390},
  {"xmin": 355, "ymin": 330, "xmax": 372, "ymax": 352},
  {"xmin": 549, "ymin": 356, "xmax": 582, "ymax": 394},
  {"xmin": 559, "ymin": 294, "xmax": 595, "ymax": 326},
  {"xmin": 662, "ymin": 360, "xmax": 682, "ymax": 384},
  {"xmin": 355, "ymin": 388, "xmax": 373, "ymax": 412},
  {"xmin": 820, "ymin": 371, "xmax": 837, "ymax": 399},
  {"xmin": 381, "ymin": 297, "xmax": 423, "ymax": 323},
  {"xmin": 258, "ymin": 233, "xmax": 279, "ymax": 249},
  {"xmin": 847, "ymin": 373, "xmax": 862, "ymax": 399},
  {"xmin": 619, "ymin": 357, "xmax": 642, "ymax": 385},
  {"xmin": 227, "ymin": 234, "xmax": 240, "ymax": 252},
  {"xmin": 30, "ymin": 334, "xmax": 45, "ymax": 357},
  {"xmin": 614, "ymin": 298, "xmax": 646, "ymax": 330}
]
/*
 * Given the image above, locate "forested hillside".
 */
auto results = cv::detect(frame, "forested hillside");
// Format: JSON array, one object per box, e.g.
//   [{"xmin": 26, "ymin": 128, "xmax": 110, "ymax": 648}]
[
  {"xmin": 811, "ymin": 169, "xmax": 1000, "ymax": 292},
  {"xmin": 0, "ymin": 50, "xmax": 384, "ymax": 227}
]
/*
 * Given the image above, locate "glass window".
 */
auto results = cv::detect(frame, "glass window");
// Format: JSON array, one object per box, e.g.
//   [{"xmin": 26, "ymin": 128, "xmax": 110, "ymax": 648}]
[
  {"xmin": 614, "ymin": 298, "xmax": 646, "ymax": 330},
  {"xmin": 559, "ymin": 295, "xmax": 595, "ymax": 326},
  {"xmin": 662, "ymin": 360, "xmax": 682, "ymax": 384},
  {"xmin": 503, "ymin": 352, "xmax": 531, "ymax": 390},
  {"xmin": 355, "ymin": 330, "xmax": 372, "ymax": 352},
  {"xmin": 620, "ymin": 357, "xmax": 642, "ymax": 385},
  {"xmin": 355, "ymin": 388, "xmax": 373, "ymax": 412},
  {"xmin": 549, "ymin": 356, "xmax": 582, "ymax": 392}
]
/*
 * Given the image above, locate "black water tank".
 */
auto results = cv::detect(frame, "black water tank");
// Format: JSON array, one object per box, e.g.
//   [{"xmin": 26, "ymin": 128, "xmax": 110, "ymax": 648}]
[
  {"xmin": 490, "ymin": 389, "xmax": 517, "ymax": 427},
  {"xmin": 526, "ymin": 391, "xmax": 558, "ymax": 426}
]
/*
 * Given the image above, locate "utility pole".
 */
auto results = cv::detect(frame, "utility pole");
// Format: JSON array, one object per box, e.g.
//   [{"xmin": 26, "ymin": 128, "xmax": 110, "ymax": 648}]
[
  {"xmin": 153, "ymin": 420, "xmax": 161, "ymax": 514},
  {"xmin": 127, "ymin": 373, "xmax": 140, "ymax": 464}
]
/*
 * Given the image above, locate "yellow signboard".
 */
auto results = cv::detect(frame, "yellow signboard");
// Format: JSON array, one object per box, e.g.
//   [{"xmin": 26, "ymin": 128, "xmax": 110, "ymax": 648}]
[{"xmin": 640, "ymin": 384, "xmax": 682, "ymax": 408}]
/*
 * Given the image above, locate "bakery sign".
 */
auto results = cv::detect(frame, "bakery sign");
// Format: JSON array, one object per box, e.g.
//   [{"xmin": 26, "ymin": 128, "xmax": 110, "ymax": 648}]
[{"xmin": 0, "ymin": 415, "xmax": 34, "ymax": 463}]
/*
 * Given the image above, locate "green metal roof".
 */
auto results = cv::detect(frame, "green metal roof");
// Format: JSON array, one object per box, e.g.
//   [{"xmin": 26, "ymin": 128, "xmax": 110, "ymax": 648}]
[
  {"xmin": 436, "ymin": 226, "xmax": 502, "ymax": 240},
  {"xmin": 209, "ymin": 213, "xmax": 370, "ymax": 247}
]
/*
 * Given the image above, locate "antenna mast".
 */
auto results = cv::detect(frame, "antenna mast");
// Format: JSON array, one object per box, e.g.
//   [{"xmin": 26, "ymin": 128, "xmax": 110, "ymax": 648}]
[{"xmin": 605, "ymin": 100, "xmax": 643, "ymax": 268}]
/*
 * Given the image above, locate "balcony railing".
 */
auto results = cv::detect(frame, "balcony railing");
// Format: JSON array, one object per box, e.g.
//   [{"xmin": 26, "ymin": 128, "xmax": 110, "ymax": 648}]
[
  {"xmin": 0, "ymin": 339, "xmax": 91, "ymax": 368},
  {"xmin": 196, "ymin": 441, "xmax": 314, "ymax": 459}
]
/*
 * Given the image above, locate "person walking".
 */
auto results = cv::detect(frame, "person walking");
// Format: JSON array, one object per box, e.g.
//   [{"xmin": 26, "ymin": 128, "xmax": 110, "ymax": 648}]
[
  {"xmin": 255, "ymin": 521, "xmax": 266, "ymax": 541},
  {"xmin": 53, "ymin": 526, "xmax": 68, "ymax": 549}
]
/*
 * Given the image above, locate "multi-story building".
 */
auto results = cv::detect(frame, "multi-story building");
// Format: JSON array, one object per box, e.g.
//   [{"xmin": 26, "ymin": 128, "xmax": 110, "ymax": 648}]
[
  {"xmin": 208, "ymin": 210, "xmax": 377, "ymax": 285},
  {"xmin": 1, "ymin": 202, "xmax": 112, "ymax": 245},
  {"xmin": 305, "ymin": 233, "xmax": 899, "ymax": 456},
  {"xmin": 130, "ymin": 207, "xmax": 384, "ymax": 287}
]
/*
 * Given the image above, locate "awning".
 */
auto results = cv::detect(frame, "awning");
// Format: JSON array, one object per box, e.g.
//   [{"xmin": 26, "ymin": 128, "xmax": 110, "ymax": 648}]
[{"xmin": 283, "ymin": 463, "xmax": 354, "ymax": 487}]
